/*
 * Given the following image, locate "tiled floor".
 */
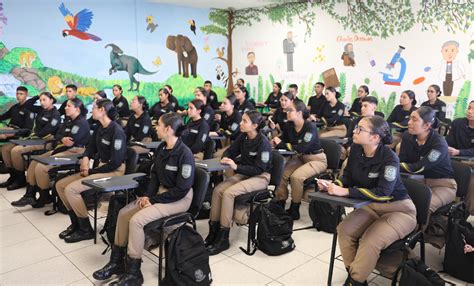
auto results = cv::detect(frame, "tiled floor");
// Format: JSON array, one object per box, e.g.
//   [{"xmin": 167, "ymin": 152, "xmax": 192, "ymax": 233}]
[{"xmin": 1, "ymin": 174, "xmax": 473, "ymax": 285}]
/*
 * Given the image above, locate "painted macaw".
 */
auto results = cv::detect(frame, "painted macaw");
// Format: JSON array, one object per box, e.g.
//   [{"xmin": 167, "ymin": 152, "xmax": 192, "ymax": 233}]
[{"xmin": 58, "ymin": 2, "xmax": 101, "ymax": 41}]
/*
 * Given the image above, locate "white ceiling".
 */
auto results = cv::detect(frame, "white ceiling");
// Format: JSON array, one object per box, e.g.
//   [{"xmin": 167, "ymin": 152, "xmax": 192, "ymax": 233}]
[{"xmin": 147, "ymin": 0, "xmax": 285, "ymax": 10}]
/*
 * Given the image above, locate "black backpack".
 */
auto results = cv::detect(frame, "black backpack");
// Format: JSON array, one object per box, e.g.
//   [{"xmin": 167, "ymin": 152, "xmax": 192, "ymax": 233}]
[
  {"xmin": 162, "ymin": 224, "xmax": 212, "ymax": 286},
  {"xmin": 308, "ymin": 200, "xmax": 345, "ymax": 233},
  {"xmin": 443, "ymin": 203, "xmax": 474, "ymax": 283},
  {"xmin": 392, "ymin": 259, "xmax": 447, "ymax": 286},
  {"xmin": 249, "ymin": 203, "xmax": 295, "ymax": 256}
]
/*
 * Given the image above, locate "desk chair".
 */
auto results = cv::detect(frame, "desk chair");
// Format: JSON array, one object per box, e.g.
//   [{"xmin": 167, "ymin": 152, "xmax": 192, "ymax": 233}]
[
  {"xmin": 233, "ymin": 151, "xmax": 285, "ymax": 255},
  {"xmin": 143, "ymin": 167, "xmax": 210, "ymax": 283},
  {"xmin": 203, "ymin": 138, "xmax": 216, "ymax": 160},
  {"xmin": 303, "ymin": 138, "xmax": 342, "ymax": 190}
]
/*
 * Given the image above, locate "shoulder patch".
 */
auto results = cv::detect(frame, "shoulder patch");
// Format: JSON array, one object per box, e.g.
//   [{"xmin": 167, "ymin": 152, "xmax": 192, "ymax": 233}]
[
  {"xmin": 51, "ymin": 119, "xmax": 58, "ymax": 127},
  {"xmin": 30, "ymin": 113, "xmax": 35, "ymax": 119},
  {"xmin": 201, "ymin": 134, "xmax": 207, "ymax": 142},
  {"xmin": 117, "ymin": 102, "xmax": 123, "ymax": 108},
  {"xmin": 337, "ymin": 109, "xmax": 343, "ymax": 116},
  {"xmin": 71, "ymin": 125, "xmax": 79, "ymax": 134},
  {"xmin": 428, "ymin": 149, "xmax": 441, "ymax": 162},
  {"xmin": 204, "ymin": 113, "xmax": 210, "ymax": 120},
  {"xmin": 114, "ymin": 139, "xmax": 123, "ymax": 150},
  {"xmin": 384, "ymin": 166, "xmax": 397, "ymax": 182},
  {"xmin": 441, "ymin": 106, "xmax": 446, "ymax": 112},
  {"xmin": 182, "ymin": 164, "xmax": 192, "ymax": 179},
  {"xmin": 142, "ymin": 125, "xmax": 149, "ymax": 134},
  {"xmin": 303, "ymin": 132, "xmax": 313, "ymax": 143},
  {"xmin": 261, "ymin": 151, "xmax": 270, "ymax": 163},
  {"xmin": 231, "ymin": 122, "xmax": 239, "ymax": 131}
]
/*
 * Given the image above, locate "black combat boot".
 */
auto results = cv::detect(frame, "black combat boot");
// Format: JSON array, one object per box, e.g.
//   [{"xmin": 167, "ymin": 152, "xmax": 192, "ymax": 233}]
[
  {"xmin": 64, "ymin": 217, "xmax": 94, "ymax": 243},
  {"xmin": 204, "ymin": 220, "xmax": 220, "ymax": 247},
  {"xmin": 93, "ymin": 245, "xmax": 126, "ymax": 280},
  {"xmin": 207, "ymin": 227, "xmax": 230, "ymax": 256},
  {"xmin": 286, "ymin": 201, "xmax": 301, "ymax": 220},
  {"xmin": 11, "ymin": 184, "xmax": 37, "ymax": 207},
  {"xmin": 110, "ymin": 255, "xmax": 144, "ymax": 286},
  {"xmin": 59, "ymin": 210, "xmax": 79, "ymax": 239}
]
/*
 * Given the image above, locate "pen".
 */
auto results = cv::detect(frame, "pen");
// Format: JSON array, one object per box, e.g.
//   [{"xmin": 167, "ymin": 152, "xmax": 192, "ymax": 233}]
[
  {"xmin": 196, "ymin": 163, "xmax": 208, "ymax": 167},
  {"xmin": 93, "ymin": 177, "xmax": 112, "ymax": 182},
  {"xmin": 54, "ymin": 158, "xmax": 71, "ymax": 161}
]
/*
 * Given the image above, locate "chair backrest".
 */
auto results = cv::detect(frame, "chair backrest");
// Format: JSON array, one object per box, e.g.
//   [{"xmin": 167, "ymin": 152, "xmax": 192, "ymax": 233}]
[
  {"xmin": 401, "ymin": 178, "xmax": 432, "ymax": 226},
  {"xmin": 450, "ymin": 159, "xmax": 471, "ymax": 198},
  {"xmin": 203, "ymin": 138, "xmax": 216, "ymax": 160},
  {"xmin": 438, "ymin": 118, "xmax": 452, "ymax": 137},
  {"xmin": 188, "ymin": 167, "xmax": 210, "ymax": 217},
  {"xmin": 320, "ymin": 138, "xmax": 341, "ymax": 171},
  {"xmin": 125, "ymin": 147, "xmax": 140, "ymax": 175},
  {"xmin": 269, "ymin": 151, "xmax": 285, "ymax": 187}
]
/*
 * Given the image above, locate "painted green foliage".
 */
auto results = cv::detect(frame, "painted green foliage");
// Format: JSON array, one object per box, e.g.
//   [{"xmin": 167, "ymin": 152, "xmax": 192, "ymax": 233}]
[
  {"xmin": 3, "ymin": 47, "xmax": 44, "ymax": 69},
  {"xmin": 339, "ymin": 72, "xmax": 346, "ymax": 102},
  {"xmin": 454, "ymin": 81, "xmax": 472, "ymax": 119},
  {"xmin": 351, "ymin": 84, "xmax": 357, "ymax": 103}
]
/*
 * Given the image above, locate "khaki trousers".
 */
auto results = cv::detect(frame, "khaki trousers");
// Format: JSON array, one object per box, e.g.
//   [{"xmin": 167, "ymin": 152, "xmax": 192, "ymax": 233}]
[
  {"xmin": 338, "ymin": 199, "xmax": 417, "ymax": 282},
  {"xmin": 213, "ymin": 146, "xmax": 229, "ymax": 159},
  {"xmin": 27, "ymin": 147, "xmax": 84, "ymax": 189},
  {"xmin": 1, "ymin": 143, "xmax": 15, "ymax": 167},
  {"xmin": 276, "ymin": 153, "xmax": 327, "ymax": 203},
  {"xmin": 320, "ymin": 125, "xmax": 347, "ymax": 138},
  {"xmin": 55, "ymin": 163, "xmax": 126, "ymax": 218},
  {"xmin": 210, "ymin": 172, "xmax": 270, "ymax": 227},
  {"xmin": 130, "ymin": 137, "xmax": 152, "ymax": 155},
  {"xmin": 115, "ymin": 188, "xmax": 193, "ymax": 259},
  {"xmin": 424, "ymin": 178, "xmax": 457, "ymax": 214},
  {"xmin": 389, "ymin": 131, "xmax": 403, "ymax": 150}
]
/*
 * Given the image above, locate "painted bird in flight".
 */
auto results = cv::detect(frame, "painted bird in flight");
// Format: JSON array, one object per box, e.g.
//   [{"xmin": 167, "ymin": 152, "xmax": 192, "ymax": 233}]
[
  {"xmin": 188, "ymin": 19, "xmax": 196, "ymax": 35},
  {"xmin": 58, "ymin": 2, "xmax": 101, "ymax": 41}
]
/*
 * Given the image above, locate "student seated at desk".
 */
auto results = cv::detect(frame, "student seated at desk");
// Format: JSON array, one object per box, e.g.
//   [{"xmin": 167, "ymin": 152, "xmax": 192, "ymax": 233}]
[
  {"xmin": 387, "ymin": 90, "xmax": 417, "ymax": 149},
  {"xmin": 12, "ymin": 98, "xmax": 90, "ymax": 208},
  {"xmin": 149, "ymin": 88, "xmax": 175, "ymax": 122},
  {"xmin": 347, "ymin": 85, "xmax": 369, "ymax": 116},
  {"xmin": 58, "ymin": 85, "xmax": 78, "ymax": 117},
  {"xmin": 1, "ymin": 92, "xmax": 61, "ymax": 190},
  {"xmin": 0, "ymin": 86, "xmax": 36, "ymax": 154},
  {"xmin": 446, "ymin": 100, "xmax": 474, "ymax": 215},
  {"xmin": 399, "ymin": 106, "xmax": 456, "ymax": 216},
  {"xmin": 212, "ymin": 94, "xmax": 242, "ymax": 158},
  {"xmin": 125, "ymin": 96, "xmax": 155, "ymax": 155},
  {"xmin": 204, "ymin": 80, "xmax": 220, "ymax": 110},
  {"xmin": 307, "ymin": 82, "xmax": 326, "ymax": 121},
  {"xmin": 112, "ymin": 84, "xmax": 130, "ymax": 123},
  {"xmin": 234, "ymin": 85, "xmax": 255, "ymax": 115},
  {"xmin": 317, "ymin": 115, "xmax": 416, "ymax": 286},
  {"xmin": 181, "ymin": 99, "xmax": 210, "ymax": 160},
  {"xmin": 319, "ymin": 87, "xmax": 347, "ymax": 138},
  {"xmin": 163, "ymin": 84, "xmax": 181, "ymax": 111},
  {"xmin": 268, "ymin": 91, "xmax": 294, "ymax": 137},
  {"xmin": 194, "ymin": 87, "xmax": 215, "ymax": 127},
  {"xmin": 264, "ymin": 82, "xmax": 282, "ymax": 109},
  {"xmin": 93, "ymin": 112, "xmax": 194, "ymax": 285},
  {"xmin": 273, "ymin": 101, "xmax": 327, "ymax": 220},
  {"xmin": 88, "ymin": 90, "xmax": 107, "ymax": 133},
  {"xmin": 421, "ymin": 84, "xmax": 446, "ymax": 122},
  {"xmin": 205, "ymin": 111, "xmax": 272, "ymax": 255},
  {"xmin": 55, "ymin": 99, "xmax": 127, "ymax": 243}
]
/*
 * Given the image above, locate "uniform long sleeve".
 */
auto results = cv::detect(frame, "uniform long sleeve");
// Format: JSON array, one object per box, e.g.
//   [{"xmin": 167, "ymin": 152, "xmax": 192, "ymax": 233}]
[
  {"xmin": 399, "ymin": 134, "xmax": 448, "ymax": 174},
  {"xmin": 89, "ymin": 129, "xmax": 127, "ymax": 175}
]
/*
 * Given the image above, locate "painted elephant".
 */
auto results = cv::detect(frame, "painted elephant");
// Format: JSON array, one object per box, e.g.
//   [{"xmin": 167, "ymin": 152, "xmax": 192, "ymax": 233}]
[{"xmin": 166, "ymin": 35, "xmax": 198, "ymax": 78}]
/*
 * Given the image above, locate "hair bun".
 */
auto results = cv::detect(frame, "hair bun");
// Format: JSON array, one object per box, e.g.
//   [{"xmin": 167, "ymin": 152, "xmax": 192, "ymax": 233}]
[{"xmin": 382, "ymin": 133, "xmax": 393, "ymax": 145}]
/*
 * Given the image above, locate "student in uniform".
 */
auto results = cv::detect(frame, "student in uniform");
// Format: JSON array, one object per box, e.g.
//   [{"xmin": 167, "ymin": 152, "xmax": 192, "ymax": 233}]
[
  {"xmin": 234, "ymin": 85, "xmax": 255, "ymax": 115},
  {"xmin": 58, "ymin": 84, "xmax": 78, "ymax": 116},
  {"xmin": 181, "ymin": 99, "xmax": 210, "ymax": 160},
  {"xmin": 194, "ymin": 87, "xmax": 215, "ymax": 127},
  {"xmin": 204, "ymin": 80, "xmax": 220, "ymax": 110},
  {"xmin": 264, "ymin": 82, "xmax": 282, "ymax": 109},
  {"xmin": 319, "ymin": 87, "xmax": 347, "ymax": 138},
  {"xmin": 0, "ymin": 86, "xmax": 36, "ymax": 141},
  {"xmin": 446, "ymin": 100, "xmax": 474, "ymax": 215},
  {"xmin": 236, "ymin": 78, "xmax": 245, "ymax": 87},
  {"xmin": 288, "ymin": 83, "xmax": 301, "ymax": 102},
  {"xmin": 55, "ymin": 99, "xmax": 127, "ymax": 243},
  {"xmin": 149, "ymin": 88, "xmax": 175, "ymax": 121},
  {"xmin": 268, "ymin": 91, "xmax": 294, "ymax": 135},
  {"xmin": 308, "ymin": 82, "xmax": 326, "ymax": 121},
  {"xmin": 205, "ymin": 111, "xmax": 272, "ymax": 255},
  {"xmin": 112, "ymin": 84, "xmax": 130, "ymax": 118},
  {"xmin": 318, "ymin": 115, "xmax": 416, "ymax": 285},
  {"xmin": 1, "ymin": 92, "xmax": 61, "ymax": 190},
  {"xmin": 348, "ymin": 85, "xmax": 369, "ymax": 116},
  {"xmin": 399, "ymin": 106, "xmax": 456, "ymax": 215},
  {"xmin": 88, "ymin": 90, "xmax": 107, "ymax": 133},
  {"xmin": 273, "ymin": 101, "xmax": 328, "ymax": 220},
  {"xmin": 125, "ymin": 96, "xmax": 154, "ymax": 154},
  {"xmin": 163, "ymin": 84, "xmax": 181, "ymax": 111},
  {"xmin": 421, "ymin": 84, "xmax": 446, "ymax": 122},
  {"xmin": 211, "ymin": 94, "xmax": 242, "ymax": 158},
  {"xmin": 387, "ymin": 90, "xmax": 417, "ymax": 149},
  {"xmin": 93, "ymin": 112, "xmax": 194, "ymax": 285},
  {"xmin": 11, "ymin": 98, "xmax": 90, "ymax": 208}
]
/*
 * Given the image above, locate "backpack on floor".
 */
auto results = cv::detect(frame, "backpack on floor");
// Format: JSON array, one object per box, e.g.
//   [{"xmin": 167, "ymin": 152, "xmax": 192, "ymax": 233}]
[
  {"xmin": 308, "ymin": 200, "xmax": 345, "ymax": 234},
  {"xmin": 162, "ymin": 224, "xmax": 212, "ymax": 286},
  {"xmin": 443, "ymin": 203, "xmax": 474, "ymax": 283},
  {"xmin": 249, "ymin": 203, "xmax": 295, "ymax": 256},
  {"xmin": 392, "ymin": 259, "xmax": 447, "ymax": 286},
  {"xmin": 99, "ymin": 193, "xmax": 134, "ymax": 254}
]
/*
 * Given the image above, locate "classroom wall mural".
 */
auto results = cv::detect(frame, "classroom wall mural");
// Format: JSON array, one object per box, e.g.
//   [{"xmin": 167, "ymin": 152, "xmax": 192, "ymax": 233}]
[
  {"xmin": 0, "ymin": 0, "xmax": 228, "ymax": 112},
  {"xmin": 230, "ymin": 1, "xmax": 473, "ymax": 119}
]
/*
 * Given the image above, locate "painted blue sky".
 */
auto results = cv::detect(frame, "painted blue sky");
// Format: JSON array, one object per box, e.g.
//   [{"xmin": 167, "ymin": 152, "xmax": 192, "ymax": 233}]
[{"xmin": 1, "ymin": 0, "xmax": 227, "ymax": 84}]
